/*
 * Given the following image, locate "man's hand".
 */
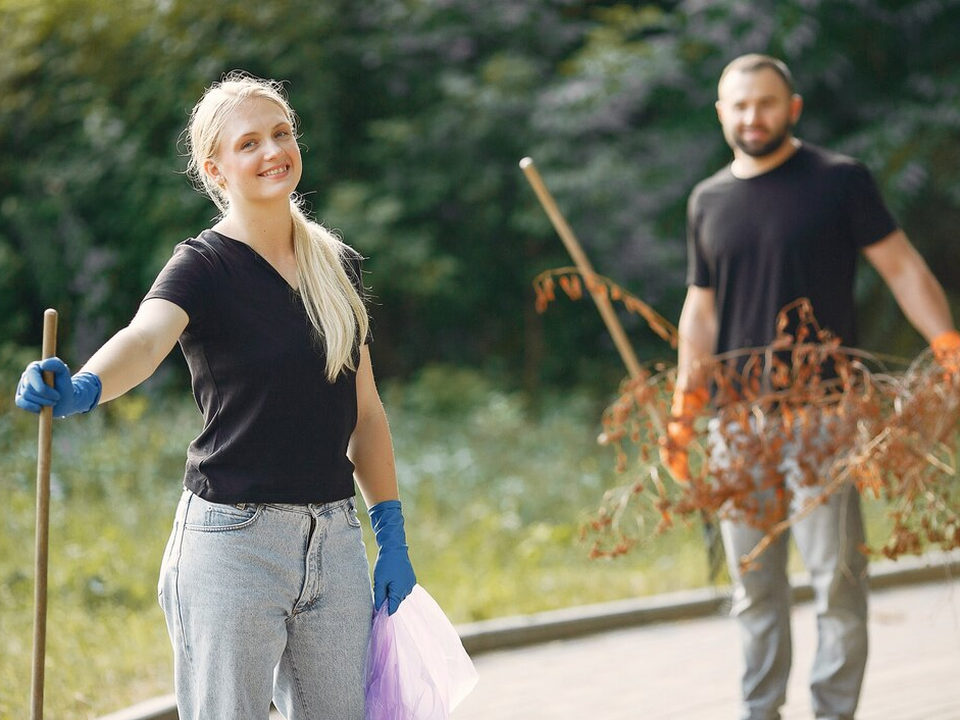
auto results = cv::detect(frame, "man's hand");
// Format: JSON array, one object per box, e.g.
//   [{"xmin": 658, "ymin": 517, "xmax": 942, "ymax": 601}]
[
  {"xmin": 659, "ymin": 387, "xmax": 709, "ymax": 482},
  {"xmin": 931, "ymin": 330, "xmax": 960, "ymax": 377}
]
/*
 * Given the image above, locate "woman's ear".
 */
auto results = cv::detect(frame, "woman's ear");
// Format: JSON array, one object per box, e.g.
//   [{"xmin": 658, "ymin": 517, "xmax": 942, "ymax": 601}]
[{"xmin": 204, "ymin": 159, "xmax": 224, "ymax": 187}]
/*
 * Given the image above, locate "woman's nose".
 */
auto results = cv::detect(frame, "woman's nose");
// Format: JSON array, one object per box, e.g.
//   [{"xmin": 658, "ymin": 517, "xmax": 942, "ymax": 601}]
[{"xmin": 263, "ymin": 140, "xmax": 284, "ymax": 159}]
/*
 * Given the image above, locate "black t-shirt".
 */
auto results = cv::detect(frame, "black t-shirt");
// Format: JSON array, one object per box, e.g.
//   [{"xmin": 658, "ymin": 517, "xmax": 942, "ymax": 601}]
[
  {"xmin": 687, "ymin": 143, "xmax": 897, "ymax": 355},
  {"xmin": 144, "ymin": 229, "xmax": 369, "ymax": 504}
]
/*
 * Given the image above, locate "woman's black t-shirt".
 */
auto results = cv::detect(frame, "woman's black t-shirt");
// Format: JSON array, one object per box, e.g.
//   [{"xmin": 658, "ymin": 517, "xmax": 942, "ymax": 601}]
[{"xmin": 144, "ymin": 229, "xmax": 368, "ymax": 504}]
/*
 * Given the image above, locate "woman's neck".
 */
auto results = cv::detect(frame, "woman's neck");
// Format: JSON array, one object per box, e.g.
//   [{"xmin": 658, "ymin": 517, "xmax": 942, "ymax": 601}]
[{"xmin": 213, "ymin": 204, "xmax": 295, "ymax": 257}]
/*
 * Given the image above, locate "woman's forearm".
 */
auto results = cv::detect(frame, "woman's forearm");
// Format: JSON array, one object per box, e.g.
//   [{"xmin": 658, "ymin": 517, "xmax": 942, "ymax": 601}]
[
  {"xmin": 349, "ymin": 403, "xmax": 400, "ymax": 508},
  {"xmin": 80, "ymin": 299, "xmax": 187, "ymax": 404}
]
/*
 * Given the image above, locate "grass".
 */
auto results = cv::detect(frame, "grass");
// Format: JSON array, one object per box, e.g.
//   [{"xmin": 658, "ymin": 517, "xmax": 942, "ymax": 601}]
[{"xmin": 0, "ymin": 364, "xmax": 897, "ymax": 718}]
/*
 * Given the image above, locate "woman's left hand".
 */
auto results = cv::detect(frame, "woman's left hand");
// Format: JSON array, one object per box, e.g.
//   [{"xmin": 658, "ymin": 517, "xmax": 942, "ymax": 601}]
[{"xmin": 368, "ymin": 500, "xmax": 416, "ymax": 614}]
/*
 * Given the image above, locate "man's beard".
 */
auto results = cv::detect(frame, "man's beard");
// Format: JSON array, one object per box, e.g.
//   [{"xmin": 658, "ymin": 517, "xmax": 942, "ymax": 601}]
[{"xmin": 734, "ymin": 122, "xmax": 793, "ymax": 157}]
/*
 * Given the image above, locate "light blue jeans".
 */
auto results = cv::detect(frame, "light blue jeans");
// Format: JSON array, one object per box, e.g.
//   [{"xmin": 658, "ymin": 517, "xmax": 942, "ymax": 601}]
[
  {"xmin": 710, "ymin": 415, "xmax": 868, "ymax": 720},
  {"xmin": 158, "ymin": 490, "xmax": 373, "ymax": 720}
]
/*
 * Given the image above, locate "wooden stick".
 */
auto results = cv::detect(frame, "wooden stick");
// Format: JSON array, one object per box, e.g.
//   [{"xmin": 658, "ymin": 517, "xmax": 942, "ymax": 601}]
[
  {"xmin": 519, "ymin": 157, "xmax": 643, "ymax": 379},
  {"xmin": 31, "ymin": 308, "xmax": 57, "ymax": 720}
]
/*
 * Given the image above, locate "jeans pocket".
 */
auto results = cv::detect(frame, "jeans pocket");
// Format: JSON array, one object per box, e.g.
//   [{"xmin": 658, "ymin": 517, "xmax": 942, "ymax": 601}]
[
  {"xmin": 184, "ymin": 493, "xmax": 262, "ymax": 532},
  {"xmin": 344, "ymin": 497, "xmax": 362, "ymax": 528}
]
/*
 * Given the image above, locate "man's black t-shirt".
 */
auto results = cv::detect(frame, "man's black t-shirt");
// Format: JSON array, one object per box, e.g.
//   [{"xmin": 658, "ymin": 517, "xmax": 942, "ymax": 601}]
[
  {"xmin": 687, "ymin": 143, "xmax": 897, "ymax": 355},
  {"xmin": 144, "ymin": 229, "xmax": 368, "ymax": 504}
]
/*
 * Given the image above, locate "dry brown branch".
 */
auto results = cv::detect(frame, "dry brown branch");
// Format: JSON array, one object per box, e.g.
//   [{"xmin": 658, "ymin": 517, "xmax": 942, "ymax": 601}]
[
  {"xmin": 533, "ymin": 267, "xmax": 678, "ymax": 347},
  {"xmin": 536, "ymin": 270, "xmax": 960, "ymax": 568}
]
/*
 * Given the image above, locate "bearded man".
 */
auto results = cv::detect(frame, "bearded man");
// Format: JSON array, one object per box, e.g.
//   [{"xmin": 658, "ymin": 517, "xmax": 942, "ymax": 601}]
[{"xmin": 663, "ymin": 54, "xmax": 959, "ymax": 720}]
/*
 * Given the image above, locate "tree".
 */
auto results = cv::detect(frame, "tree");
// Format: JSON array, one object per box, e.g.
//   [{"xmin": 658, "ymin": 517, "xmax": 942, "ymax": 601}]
[{"xmin": 2, "ymin": 0, "xmax": 957, "ymax": 387}]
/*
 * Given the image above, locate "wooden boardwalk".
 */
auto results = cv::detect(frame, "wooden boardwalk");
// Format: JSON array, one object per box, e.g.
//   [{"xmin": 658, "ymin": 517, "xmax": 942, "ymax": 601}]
[{"xmin": 452, "ymin": 578, "xmax": 960, "ymax": 719}]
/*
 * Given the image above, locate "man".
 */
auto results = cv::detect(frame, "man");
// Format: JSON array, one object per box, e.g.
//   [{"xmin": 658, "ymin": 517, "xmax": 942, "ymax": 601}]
[{"xmin": 664, "ymin": 54, "xmax": 959, "ymax": 720}]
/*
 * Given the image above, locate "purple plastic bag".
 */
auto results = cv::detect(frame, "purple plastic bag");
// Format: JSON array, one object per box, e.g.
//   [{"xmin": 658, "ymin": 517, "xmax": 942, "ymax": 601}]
[
  {"xmin": 365, "ymin": 585, "xmax": 479, "ymax": 720},
  {"xmin": 366, "ymin": 599, "xmax": 403, "ymax": 720}
]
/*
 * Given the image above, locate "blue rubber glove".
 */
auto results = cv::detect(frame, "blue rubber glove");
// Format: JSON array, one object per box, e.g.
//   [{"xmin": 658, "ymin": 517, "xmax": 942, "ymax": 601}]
[
  {"xmin": 368, "ymin": 499, "xmax": 416, "ymax": 615},
  {"xmin": 15, "ymin": 358, "xmax": 102, "ymax": 418}
]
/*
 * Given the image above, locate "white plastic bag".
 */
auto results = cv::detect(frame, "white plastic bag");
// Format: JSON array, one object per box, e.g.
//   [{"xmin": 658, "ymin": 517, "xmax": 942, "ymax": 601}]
[{"xmin": 366, "ymin": 585, "xmax": 479, "ymax": 719}]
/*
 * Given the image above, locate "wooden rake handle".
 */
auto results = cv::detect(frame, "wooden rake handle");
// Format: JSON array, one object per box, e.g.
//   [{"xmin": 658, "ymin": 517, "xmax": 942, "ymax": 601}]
[
  {"xmin": 31, "ymin": 308, "xmax": 57, "ymax": 720},
  {"xmin": 519, "ymin": 157, "xmax": 643, "ymax": 380}
]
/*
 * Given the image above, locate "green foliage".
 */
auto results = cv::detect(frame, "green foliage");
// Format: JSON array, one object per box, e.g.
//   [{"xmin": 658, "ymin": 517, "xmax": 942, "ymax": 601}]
[
  {"xmin": 0, "ymin": 397, "xmax": 198, "ymax": 719},
  {"xmin": 380, "ymin": 367, "xmax": 716, "ymax": 619},
  {"xmin": 1, "ymin": 369, "xmax": 899, "ymax": 717},
  {"xmin": 0, "ymin": 374, "xmax": 704, "ymax": 717},
  {"xmin": 4, "ymin": 5, "xmax": 956, "ymax": 713},
  {"xmin": 3, "ymin": 0, "xmax": 957, "ymax": 386}
]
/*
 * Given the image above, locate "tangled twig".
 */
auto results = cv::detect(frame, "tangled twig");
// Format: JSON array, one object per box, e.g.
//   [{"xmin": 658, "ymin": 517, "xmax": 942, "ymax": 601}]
[{"xmin": 538, "ymin": 269, "xmax": 960, "ymax": 570}]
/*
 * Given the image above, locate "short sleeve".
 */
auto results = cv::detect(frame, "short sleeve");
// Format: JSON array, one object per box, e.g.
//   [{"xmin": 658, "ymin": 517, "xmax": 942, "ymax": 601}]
[
  {"xmin": 143, "ymin": 240, "xmax": 217, "ymax": 325},
  {"xmin": 843, "ymin": 162, "xmax": 898, "ymax": 249},
  {"xmin": 685, "ymin": 189, "xmax": 712, "ymax": 288}
]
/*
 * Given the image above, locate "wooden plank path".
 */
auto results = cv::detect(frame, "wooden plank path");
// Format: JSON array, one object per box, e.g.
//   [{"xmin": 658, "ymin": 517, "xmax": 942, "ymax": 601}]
[{"xmin": 452, "ymin": 577, "xmax": 960, "ymax": 719}]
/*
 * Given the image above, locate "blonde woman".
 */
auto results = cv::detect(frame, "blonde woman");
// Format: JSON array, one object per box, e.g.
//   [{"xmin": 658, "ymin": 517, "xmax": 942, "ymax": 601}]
[{"xmin": 15, "ymin": 72, "xmax": 415, "ymax": 719}]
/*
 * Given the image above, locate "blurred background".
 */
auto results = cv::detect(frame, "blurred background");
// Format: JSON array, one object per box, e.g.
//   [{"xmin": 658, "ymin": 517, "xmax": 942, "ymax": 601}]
[{"xmin": 2, "ymin": 0, "xmax": 959, "ymax": 716}]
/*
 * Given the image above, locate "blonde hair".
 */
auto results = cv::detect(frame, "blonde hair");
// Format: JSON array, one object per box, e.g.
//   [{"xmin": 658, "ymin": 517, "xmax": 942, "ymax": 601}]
[{"xmin": 185, "ymin": 71, "xmax": 369, "ymax": 381}]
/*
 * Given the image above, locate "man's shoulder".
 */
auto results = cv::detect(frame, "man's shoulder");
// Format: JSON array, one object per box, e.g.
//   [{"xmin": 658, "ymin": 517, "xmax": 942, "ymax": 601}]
[
  {"xmin": 690, "ymin": 164, "xmax": 736, "ymax": 206},
  {"xmin": 795, "ymin": 142, "xmax": 867, "ymax": 176}
]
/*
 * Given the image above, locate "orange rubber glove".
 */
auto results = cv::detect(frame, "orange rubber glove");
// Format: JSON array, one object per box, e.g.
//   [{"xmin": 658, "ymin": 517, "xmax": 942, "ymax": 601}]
[
  {"xmin": 659, "ymin": 387, "xmax": 709, "ymax": 482},
  {"xmin": 931, "ymin": 330, "xmax": 960, "ymax": 376}
]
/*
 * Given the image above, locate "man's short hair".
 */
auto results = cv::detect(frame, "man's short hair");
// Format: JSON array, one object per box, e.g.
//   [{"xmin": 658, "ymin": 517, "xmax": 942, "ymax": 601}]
[{"xmin": 719, "ymin": 54, "xmax": 796, "ymax": 94}]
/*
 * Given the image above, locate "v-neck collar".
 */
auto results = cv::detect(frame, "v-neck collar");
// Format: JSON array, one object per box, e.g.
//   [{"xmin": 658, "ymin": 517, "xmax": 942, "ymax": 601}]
[{"xmin": 206, "ymin": 229, "xmax": 300, "ymax": 294}]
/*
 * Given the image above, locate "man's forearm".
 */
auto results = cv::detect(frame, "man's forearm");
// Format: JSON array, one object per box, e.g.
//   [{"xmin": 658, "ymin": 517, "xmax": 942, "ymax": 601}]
[{"xmin": 676, "ymin": 287, "xmax": 718, "ymax": 391}]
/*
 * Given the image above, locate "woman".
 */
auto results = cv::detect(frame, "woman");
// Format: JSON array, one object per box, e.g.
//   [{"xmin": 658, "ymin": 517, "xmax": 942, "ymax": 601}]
[{"xmin": 15, "ymin": 72, "xmax": 416, "ymax": 719}]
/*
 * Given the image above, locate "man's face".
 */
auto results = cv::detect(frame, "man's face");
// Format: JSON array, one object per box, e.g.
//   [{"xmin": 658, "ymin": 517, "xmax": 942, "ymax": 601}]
[{"xmin": 716, "ymin": 68, "xmax": 802, "ymax": 157}]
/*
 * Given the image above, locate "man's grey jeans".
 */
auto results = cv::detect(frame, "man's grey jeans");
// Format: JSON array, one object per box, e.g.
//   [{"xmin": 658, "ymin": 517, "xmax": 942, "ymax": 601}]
[{"xmin": 709, "ymin": 414, "xmax": 869, "ymax": 720}]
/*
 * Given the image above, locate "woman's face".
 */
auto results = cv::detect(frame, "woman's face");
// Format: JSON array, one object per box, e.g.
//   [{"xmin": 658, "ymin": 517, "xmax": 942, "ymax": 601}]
[{"xmin": 205, "ymin": 97, "xmax": 302, "ymax": 208}]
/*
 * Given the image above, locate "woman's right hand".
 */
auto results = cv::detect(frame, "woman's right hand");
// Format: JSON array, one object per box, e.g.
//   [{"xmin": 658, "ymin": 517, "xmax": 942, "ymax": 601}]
[{"xmin": 15, "ymin": 358, "xmax": 102, "ymax": 417}]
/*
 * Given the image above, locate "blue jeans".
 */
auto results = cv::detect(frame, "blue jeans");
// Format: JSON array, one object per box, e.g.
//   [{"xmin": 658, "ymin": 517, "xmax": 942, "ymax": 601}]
[
  {"xmin": 158, "ymin": 490, "xmax": 373, "ymax": 720},
  {"xmin": 710, "ymin": 416, "xmax": 869, "ymax": 720}
]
